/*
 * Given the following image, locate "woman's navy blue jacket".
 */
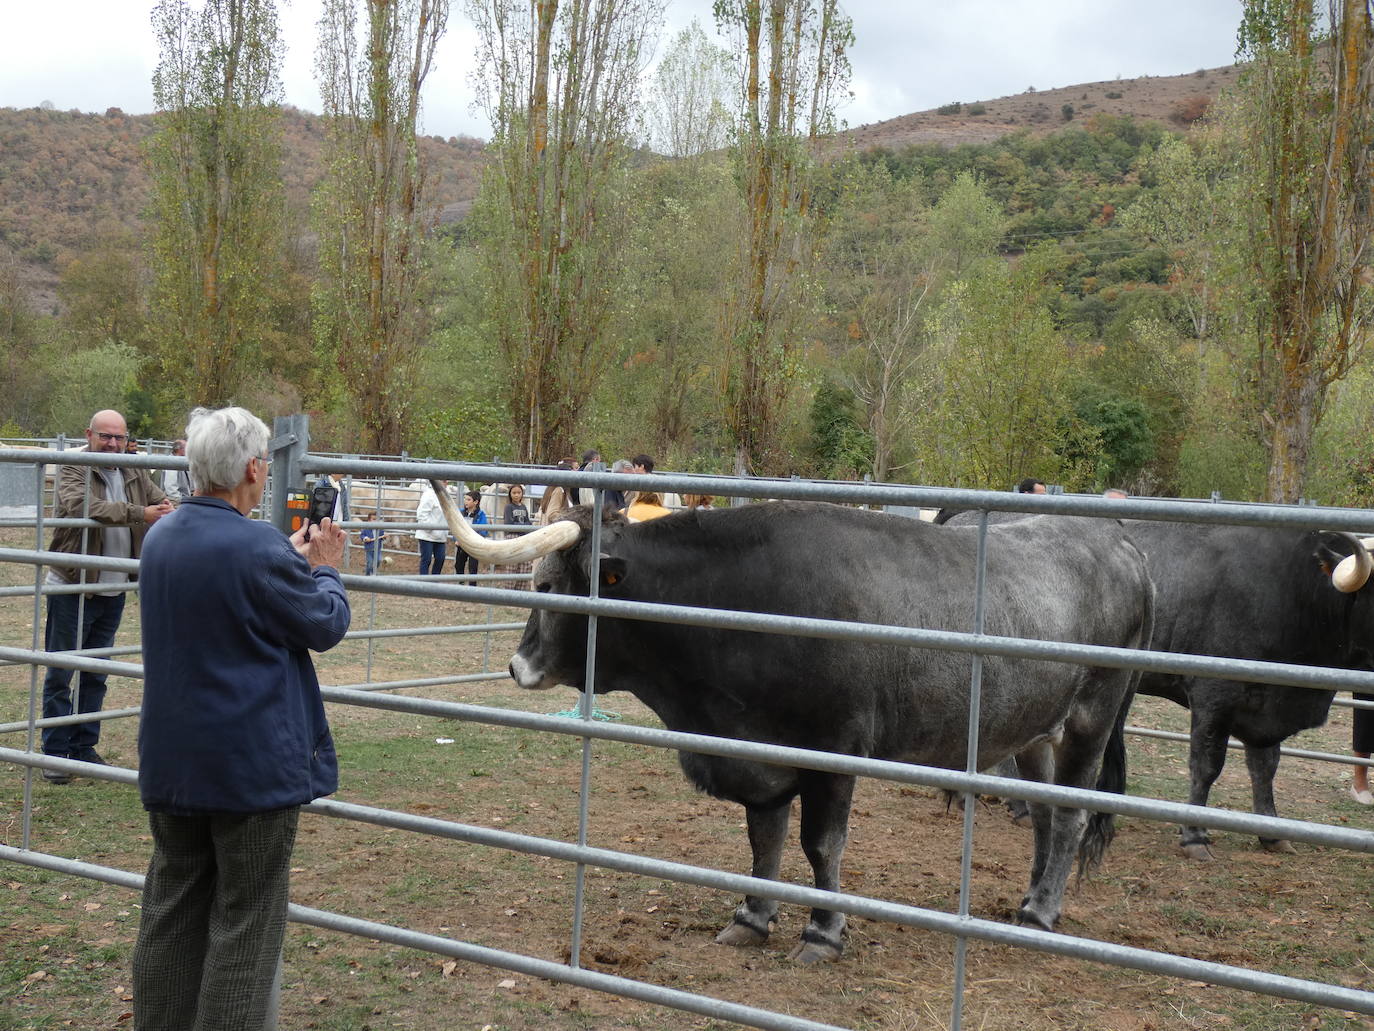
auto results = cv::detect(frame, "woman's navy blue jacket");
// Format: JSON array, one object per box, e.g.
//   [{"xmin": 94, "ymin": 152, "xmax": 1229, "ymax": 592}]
[{"xmin": 137, "ymin": 496, "xmax": 351, "ymax": 813}]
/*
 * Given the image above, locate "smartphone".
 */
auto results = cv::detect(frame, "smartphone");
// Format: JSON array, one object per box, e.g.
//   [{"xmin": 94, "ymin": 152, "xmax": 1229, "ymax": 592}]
[{"xmin": 306, "ymin": 484, "xmax": 338, "ymax": 536}]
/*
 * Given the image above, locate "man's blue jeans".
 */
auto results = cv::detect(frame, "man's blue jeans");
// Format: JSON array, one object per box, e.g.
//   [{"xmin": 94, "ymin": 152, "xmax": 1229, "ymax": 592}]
[
  {"xmin": 42, "ymin": 591, "xmax": 126, "ymax": 756},
  {"xmin": 418, "ymin": 540, "xmax": 446, "ymax": 575}
]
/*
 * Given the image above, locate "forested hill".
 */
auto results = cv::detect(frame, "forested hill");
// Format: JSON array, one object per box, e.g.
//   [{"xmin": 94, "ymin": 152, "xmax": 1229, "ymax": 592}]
[
  {"xmin": 839, "ymin": 62, "xmax": 1235, "ymax": 151},
  {"xmin": 0, "ymin": 104, "xmax": 487, "ymax": 311}
]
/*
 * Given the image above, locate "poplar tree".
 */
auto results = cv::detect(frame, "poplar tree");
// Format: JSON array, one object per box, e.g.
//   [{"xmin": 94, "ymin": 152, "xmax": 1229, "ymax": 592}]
[
  {"xmin": 642, "ymin": 21, "xmax": 735, "ymax": 158},
  {"xmin": 1235, "ymin": 0, "xmax": 1374, "ymax": 501},
  {"xmin": 314, "ymin": 0, "xmax": 449, "ymax": 454},
  {"xmin": 148, "ymin": 0, "xmax": 285, "ymax": 409},
  {"xmin": 713, "ymin": 0, "xmax": 852, "ymax": 476},
  {"xmin": 468, "ymin": 0, "xmax": 662, "ymax": 463}
]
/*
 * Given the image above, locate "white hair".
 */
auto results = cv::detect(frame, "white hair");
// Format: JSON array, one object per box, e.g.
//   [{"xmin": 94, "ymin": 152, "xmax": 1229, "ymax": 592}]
[{"xmin": 185, "ymin": 406, "xmax": 270, "ymax": 492}]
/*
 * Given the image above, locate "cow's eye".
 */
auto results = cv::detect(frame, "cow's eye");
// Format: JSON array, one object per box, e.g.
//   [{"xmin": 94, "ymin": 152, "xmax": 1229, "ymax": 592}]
[{"xmin": 535, "ymin": 581, "xmax": 552, "ymax": 593}]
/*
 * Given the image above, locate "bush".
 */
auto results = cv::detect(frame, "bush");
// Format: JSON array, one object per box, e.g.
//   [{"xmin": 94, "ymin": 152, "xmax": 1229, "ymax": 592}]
[
  {"xmin": 967, "ymin": 103, "xmax": 987, "ymax": 116},
  {"xmin": 1061, "ymin": 104, "xmax": 1075, "ymax": 121},
  {"xmin": 936, "ymin": 102, "xmax": 962, "ymax": 116},
  {"xmin": 1170, "ymin": 96, "xmax": 1210, "ymax": 126},
  {"xmin": 1105, "ymin": 90, "xmax": 1123, "ymax": 99}
]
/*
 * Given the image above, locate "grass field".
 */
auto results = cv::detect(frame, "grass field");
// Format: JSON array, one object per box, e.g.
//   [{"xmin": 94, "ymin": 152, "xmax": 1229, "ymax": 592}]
[{"xmin": 2, "ymin": 525, "xmax": 1372, "ymax": 1031}]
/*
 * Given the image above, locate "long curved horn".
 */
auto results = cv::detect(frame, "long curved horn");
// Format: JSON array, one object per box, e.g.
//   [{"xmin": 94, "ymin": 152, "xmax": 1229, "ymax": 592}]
[
  {"xmin": 1332, "ymin": 533, "xmax": 1373, "ymax": 592},
  {"xmin": 430, "ymin": 480, "xmax": 582, "ymax": 563}
]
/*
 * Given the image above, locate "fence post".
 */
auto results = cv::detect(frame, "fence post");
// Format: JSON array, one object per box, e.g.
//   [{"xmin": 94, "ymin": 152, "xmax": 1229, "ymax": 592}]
[{"xmin": 269, "ymin": 414, "xmax": 310, "ymax": 532}]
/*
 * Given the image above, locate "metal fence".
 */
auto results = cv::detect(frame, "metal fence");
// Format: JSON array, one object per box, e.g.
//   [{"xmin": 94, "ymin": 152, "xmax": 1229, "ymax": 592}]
[{"xmin": 2, "ymin": 423, "xmax": 1374, "ymax": 1029}]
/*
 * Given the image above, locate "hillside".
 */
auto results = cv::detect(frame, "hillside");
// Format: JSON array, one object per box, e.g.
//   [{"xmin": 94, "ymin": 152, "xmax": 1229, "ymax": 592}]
[
  {"xmin": 0, "ymin": 61, "xmax": 1237, "ymax": 314},
  {"xmin": 0, "ymin": 104, "xmax": 487, "ymax": 313},
  {"xmin": 838, "ymin": 63, "xmax": 1236, "ymax": 151}
]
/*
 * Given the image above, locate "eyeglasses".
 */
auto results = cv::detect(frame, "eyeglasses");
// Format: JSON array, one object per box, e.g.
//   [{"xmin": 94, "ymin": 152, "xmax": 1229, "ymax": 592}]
[
  {"xmin": 94, "ymin": 432, "xmax": 129, "ymax": 444},
  {"xmin": 256, "ymin": 454, "xmax": 272, "ymax": 465}
]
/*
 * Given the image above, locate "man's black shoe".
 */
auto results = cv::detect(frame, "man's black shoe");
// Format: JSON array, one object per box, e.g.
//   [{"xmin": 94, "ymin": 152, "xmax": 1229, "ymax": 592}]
[
  {"xmin": 73, "ymin": 748, "xmax": 107, "ymax": 765},
  {"xmin": 42, "ymin": 761, "xmax": 72, "ymax": 785}
]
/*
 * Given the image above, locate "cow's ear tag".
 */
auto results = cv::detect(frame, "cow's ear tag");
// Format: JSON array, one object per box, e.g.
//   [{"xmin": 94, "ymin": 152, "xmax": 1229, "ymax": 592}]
[{"xmin": 599, "ymin": 556, "xmax": 628, "ymax": 589}]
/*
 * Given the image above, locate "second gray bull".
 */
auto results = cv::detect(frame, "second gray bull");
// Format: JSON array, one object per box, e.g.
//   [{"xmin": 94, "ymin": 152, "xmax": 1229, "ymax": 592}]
[{"xmin": 437, "ymin": 490, "xmax": 1155, "ymax": 962}]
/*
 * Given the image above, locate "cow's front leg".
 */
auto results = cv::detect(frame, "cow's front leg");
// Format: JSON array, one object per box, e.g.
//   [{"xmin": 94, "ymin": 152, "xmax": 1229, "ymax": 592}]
[
  {"xmin": 716, "ymin": 799, "xmax": 790, "ymax": 947},
  {"xmin": 789, "ymin": 772, "xmax": 855, "ymax": 965},
  {"xmin": 1244, "ymin": 742, "xmax": 1294, "ymax": 853}
]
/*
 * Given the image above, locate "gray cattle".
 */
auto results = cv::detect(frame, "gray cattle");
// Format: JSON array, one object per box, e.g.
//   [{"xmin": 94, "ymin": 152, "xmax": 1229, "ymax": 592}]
[
  {"xmin": 445, "ymin": 493, "xmax": 1154, "ymax": 963},
  {"xmin": 1123, "ymin": 521, "xmax": 1373, "ymax": 859},
  {"xmin": 940, "ymin": 508, "xmax": 1374, "ymax": 859}
]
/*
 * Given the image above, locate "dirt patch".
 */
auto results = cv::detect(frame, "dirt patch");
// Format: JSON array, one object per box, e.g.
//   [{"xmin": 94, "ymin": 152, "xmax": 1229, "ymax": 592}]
[{"xmin": 2, "ymin": 531, "xmax": 1373, "ymax": 1030}]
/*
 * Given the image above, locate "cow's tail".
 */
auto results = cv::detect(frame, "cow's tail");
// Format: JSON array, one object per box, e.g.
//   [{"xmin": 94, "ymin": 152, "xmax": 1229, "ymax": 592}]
[
  {"xmin": 1077, "ymin": 563, "xmax": 1154, "ymax": 879},
  {"xmin": 1076, "ymin": 684, "xmax": 1133, "ymax": 879}
]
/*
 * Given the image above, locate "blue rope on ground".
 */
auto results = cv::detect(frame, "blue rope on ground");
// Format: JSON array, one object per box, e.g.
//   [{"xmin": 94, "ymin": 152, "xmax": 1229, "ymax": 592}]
[{"xmin": 551, "ymin": 707, "xmax": 622, "ymax": 721}]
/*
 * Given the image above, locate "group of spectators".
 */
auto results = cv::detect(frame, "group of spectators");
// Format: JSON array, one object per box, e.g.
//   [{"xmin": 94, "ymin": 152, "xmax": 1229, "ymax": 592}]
[{"xmin": 405, "ymin": 449, "xmax": 713, "ymax": 578}]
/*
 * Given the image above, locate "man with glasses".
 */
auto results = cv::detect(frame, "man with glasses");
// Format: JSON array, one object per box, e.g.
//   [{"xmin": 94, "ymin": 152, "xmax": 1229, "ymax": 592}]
[{"xmin": 40, "ymin": 409, "xmax": 173, "ymax": 783}]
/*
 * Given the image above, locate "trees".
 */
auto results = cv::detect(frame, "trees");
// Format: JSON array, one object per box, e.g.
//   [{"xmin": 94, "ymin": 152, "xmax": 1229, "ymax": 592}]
[
  {"xmin": 822, "ymin": 166, "xmax": 1004, "ymax": 482},
  {"xmin": 1233, "ymin": 0, "xmax": 1374, "ymax": 502},
  {"xmin": 1119, "ymin": 134, "xmax": 1227, "ymax": 341},
  {"xmin": 313, "ymin": 0, "xmax": 449, "ymax": 454},
  {"xmin": 911, "ymin": 254, "xmax": 1092, "ymax": 491},
  {"xmin": 468, "ymin": 0, "xmax": 662, "ymax": 463},
  {"xmin": 714, "ymin": 0, "xmax": 852, "ymax": 475},
  {"xmin": 147, "ymin": 0, "xmax": 286, "ymax": 412},
  {"xmin": 641, "ymin": 20, "xmax": 735, "ymax": 158},
  {"xmin": 610, "ymin": 157, "xmax": 740, "ymax": 464}
]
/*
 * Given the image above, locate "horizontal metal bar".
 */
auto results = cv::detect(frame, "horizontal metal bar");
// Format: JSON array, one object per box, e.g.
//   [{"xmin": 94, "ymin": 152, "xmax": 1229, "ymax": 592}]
[
  {"xmin": 347, "ymin": 575, "xmax": 1374, "ymax": 693},
  {"xmin": 0, "ymin": 706, "xmax": 141, "ymax": 736},
  {"xmin": 306, "ymin": 694, "xmax": 1374, "ymax": 853},
  {"xmin": 6, "ymin": 544, "xmax": 1374, "ymax": 697},
  {"xmin": 0, "ymin": 644, "xmax": 144, "ymax": 678},
  {"xmin": 305, "ymin": 799, "xmax": 1372, "ymax": 1016},
  {"xmin": 0, "ymin": 581, "xmax": 141, "ymax": 599},
  {"xmin": 292, "ymin": 454, "xmax": 1374, "ymax": 532},
  {"xmin": 8, "ymin": 447, "xmax": 1374, "ymax": 530},
  {"xmin": 1126, "ymin": 725, "xmax": 1374, "ymax": 767},
  {"xmin": 344, "ymin": 623, "xmax": 524, "ymax": 641},
  {"xmin": 4, "ymin": 806, "xmax": 1370, "ymax": 1019},
  {"xmin": 0, "ymin": 517, "xmax": 102, "ymax": 529},
  {"xmin": 0, "ymin": 643, "xmax": 1365, "ymax": 847},
  {"xmin": 330, "ymin": 672, "xmax": 512, "ymax": 693},
  {"xmin": 0, "ymin": 546, "xmax": 139, "ymax": 575},
  {"xmin": 0, "ymin": 449, "xmax": 183, "ymax": 472},
  {"xmin": 0, "ymin": 844, "xmax": 844, "ymax": 1031},
  {"xmin": 0, "ymin": 644, "xmax": 141, "ymax": 672}
]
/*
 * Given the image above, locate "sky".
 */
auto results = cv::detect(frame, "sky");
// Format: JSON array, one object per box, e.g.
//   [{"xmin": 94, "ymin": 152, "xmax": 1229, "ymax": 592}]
[{"xmin": 0, "ymin": 1, "xmax": 1246, "ymax": 141}]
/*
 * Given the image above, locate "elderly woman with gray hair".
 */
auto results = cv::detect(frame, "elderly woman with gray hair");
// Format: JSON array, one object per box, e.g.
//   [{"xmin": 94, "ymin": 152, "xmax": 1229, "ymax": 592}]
[{"xmin": 131, "ymin": 405, "xmax": 351, "ymax": 1029}]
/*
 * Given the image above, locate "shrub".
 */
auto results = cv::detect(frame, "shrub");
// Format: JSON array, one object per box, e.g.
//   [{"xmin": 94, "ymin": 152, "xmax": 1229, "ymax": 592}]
[
  {"xmin": 936, "ymin": 101, "xmax": 962, "ymax": 116},
  {"xmin": 967, "ymin": 103, "xmax": 987, "ymax": 116},
  {"xmin": 1105, "ymin": 90, "xmax": 1123, "ymax": 99},
  {"xmin": 1061, "ymin": 104, "xmax": 1075, "ymax": 121},
  {"xmin": 1170, "ymin": 95, "xmax": 1210, "ymax": 125}
]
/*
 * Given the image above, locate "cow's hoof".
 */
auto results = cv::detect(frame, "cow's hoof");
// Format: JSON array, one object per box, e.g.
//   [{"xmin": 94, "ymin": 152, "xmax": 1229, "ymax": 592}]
[
  {"xmin": 715, "ymin": 921, "xmax": 769, "ymax": 947},
  {"xmin": 1260, "ymin": 838, "xmax": 1296, "ymax": 854},
  {"xmin": 787, "ymin": 939, "xmax": 843, "ymax": 965},
  {"xmin": 1015, "ymin": 906, "xmax": 1056, "ymax": 932},
  {"xmin": 1010, "ymin": 809, "xmax": 1033, "ymax": 829},
  {"xmin": 1181, "ymin": 843, "xmax": 1216, "ymax": 862}
]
